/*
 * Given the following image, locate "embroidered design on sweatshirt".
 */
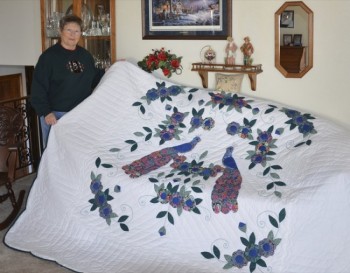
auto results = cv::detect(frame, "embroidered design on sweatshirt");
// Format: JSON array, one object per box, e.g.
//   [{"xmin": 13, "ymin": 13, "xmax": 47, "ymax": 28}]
[{"xmin": 67, "ymin": 60, "xmax": 84, "ymax": 73}]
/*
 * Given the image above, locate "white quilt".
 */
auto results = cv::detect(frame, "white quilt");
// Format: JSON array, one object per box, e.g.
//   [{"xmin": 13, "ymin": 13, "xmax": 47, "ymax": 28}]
[{"xmin": 5, "ymin": 61, "xmax": 350, "ymax": 273}]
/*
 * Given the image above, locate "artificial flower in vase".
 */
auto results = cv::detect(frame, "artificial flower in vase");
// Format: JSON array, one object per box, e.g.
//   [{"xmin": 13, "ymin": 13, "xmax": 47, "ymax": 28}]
[{"xmin": 138, "ymin": 48, "xmax": 183, "ymax": 78}]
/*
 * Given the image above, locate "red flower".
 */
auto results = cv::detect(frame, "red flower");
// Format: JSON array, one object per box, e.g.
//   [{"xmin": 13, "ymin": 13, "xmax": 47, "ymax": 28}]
[
  {"xmin": 148, "ymin": 54, "xmax": 157, "ymax": 61},
  {"xmin": 157, "ymin": 51, "xmax": 167, "ymax": 61},
  {"xmin": 171, "ymin": 59, "xmax": 180, "ymax": 69},
  {"xmin": 146, "ymin": 56, "xmax": 158, "ymax": 69},
  {"xmin": 162, "ymin": 68, "xmax": 170, "ymax": 77}
]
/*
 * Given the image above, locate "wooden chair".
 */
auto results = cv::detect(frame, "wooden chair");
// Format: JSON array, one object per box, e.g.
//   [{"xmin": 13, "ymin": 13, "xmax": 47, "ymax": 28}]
[{"xmin": 0, "ymin": 106, "xmax": 26, "ymax": 230}]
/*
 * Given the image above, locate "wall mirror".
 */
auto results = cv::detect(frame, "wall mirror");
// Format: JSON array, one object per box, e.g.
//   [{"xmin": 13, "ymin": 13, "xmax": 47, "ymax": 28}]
[{"xmin": 275, "ymin": 1, "xmax": 313, "ymax": 78}]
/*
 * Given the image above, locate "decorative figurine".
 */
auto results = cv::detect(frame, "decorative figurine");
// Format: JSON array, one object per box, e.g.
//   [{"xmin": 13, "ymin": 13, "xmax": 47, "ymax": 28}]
[
  {"xmin": 225, "ymin": 36, "xmax": 238, "ymax": 65},
  {"xmin": 240, "ymin": 36, "xmax": 254, "ymax": 66}
]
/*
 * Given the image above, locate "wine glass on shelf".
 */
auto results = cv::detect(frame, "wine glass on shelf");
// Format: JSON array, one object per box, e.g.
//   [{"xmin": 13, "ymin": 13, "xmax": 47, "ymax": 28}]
[
  {"xmin": 97, "ymin": 4, "xmax": 109, "ymax": 36},
  {"xmin": 51, "ymin": 11, "xmax": 63, "ymax": 37},
  {"xmin": 46, "ymin": 16, "xmax": 54, "ymax": 37},
  {"xmin": 93, "ymin": 54, "xmax": 101, "ymax": 69}
]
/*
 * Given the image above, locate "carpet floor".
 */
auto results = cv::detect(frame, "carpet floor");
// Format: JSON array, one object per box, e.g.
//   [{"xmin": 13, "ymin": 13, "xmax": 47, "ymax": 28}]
[{"xmin": 0, "ymin": 174, "xmax": 74, "ymax": 273}]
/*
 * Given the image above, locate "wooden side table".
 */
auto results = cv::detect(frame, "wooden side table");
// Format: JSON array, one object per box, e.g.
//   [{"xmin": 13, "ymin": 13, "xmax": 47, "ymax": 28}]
[{"xmin": 280, "ymin": 46, "xmax": 306, "ymax": 73}]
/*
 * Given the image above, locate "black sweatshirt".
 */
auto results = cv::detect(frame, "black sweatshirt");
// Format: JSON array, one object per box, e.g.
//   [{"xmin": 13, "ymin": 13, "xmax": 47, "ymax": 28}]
[{"xmin": 30, "ymin": 43, "xmax": 105, "ymax": 117}]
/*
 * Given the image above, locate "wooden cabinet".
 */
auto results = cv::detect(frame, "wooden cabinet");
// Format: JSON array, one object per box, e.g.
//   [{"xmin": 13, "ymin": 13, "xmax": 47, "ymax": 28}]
[
  {"xmin": 40, "ymin": 0, "xmax": 115, "ymax": 67},
  {"xmin": 280, "ymin": 46, "xmax": 306, "ymax": 73}
]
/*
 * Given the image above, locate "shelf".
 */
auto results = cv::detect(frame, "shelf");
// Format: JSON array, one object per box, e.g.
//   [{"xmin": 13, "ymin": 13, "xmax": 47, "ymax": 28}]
[
  {"xmin": 83, "ymin": 36, "xmax": 111, "ymax": 40},
  {"xmin": 191, "ymin": 62, "xmax": 263, "ymax": 91},
  {"xmin": 46, "ymin": 35, "xmax": 111, "ymax": 39}
]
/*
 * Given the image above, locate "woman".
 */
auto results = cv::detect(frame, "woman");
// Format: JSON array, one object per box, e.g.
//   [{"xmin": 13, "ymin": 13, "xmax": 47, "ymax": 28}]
[{"xmin": 30, "ymin": 15, "xmax": 105, "ymax": 148}]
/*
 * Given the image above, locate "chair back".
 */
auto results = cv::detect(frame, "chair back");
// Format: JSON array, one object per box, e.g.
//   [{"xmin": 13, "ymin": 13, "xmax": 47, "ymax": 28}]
[
  {"xmin": 0, "ymin": 106, "xmax": 24, "ymax": 173},
  {"xmin": 0, "ymin": 106, "xmax": 26, "ymax": 230}
]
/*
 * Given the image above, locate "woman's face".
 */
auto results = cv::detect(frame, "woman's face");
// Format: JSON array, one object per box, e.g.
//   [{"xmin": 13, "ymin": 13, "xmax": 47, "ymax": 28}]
[{"xmin": 60, "ymin": 22, "xmax": 81, "ymax": 50}]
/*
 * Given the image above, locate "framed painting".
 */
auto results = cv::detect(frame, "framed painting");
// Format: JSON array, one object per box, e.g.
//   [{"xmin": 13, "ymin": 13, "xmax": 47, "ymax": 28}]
[
  {"xmin": 283, "ymin": 34, "xmax": 293, "ymax": 46},
  {"xmin": 280, "ymin": 10, "xmax": 294, "ymax": 28},
  {"xmin": 142, "ymin": 0, "xmax": 232, "ymax": 40},
  {"xmin": 293, "ymin": 34, "xmax": 302, "ymax": 46}
]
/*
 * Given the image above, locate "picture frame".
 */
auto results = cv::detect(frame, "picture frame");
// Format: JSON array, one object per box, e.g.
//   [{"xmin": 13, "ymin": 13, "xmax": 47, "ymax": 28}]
[
  {"xmin": 283, "ymin": 34, "xmax": 293, "ymax": 46},
  {"xmin": 142, "ymin": 0, "xmax": 232, "ymax": 40},
  {"xmin": 293, "ymin": 34, "xmax": 302, "ymax": 46},
  {"xmin": 280, "ymin": 10, "xmax": 294, "ymax": 28}
]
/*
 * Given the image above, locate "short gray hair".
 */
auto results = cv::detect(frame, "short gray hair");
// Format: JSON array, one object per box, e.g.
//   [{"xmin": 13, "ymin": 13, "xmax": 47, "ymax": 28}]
[{"xmin": 59, "ymin": 15, "xmax": 83, "ymax": 31}]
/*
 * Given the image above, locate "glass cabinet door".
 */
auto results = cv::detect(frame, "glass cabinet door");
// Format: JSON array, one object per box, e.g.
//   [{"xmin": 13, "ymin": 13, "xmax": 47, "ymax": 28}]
[{"xmin": 40, "ymin": 0, "xmax": 116, "ymax": 68}]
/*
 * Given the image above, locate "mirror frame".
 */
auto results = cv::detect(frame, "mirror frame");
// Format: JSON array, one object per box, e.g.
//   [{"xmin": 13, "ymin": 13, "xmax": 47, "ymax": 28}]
[{"xmin": 275, "ymin": 1, "xmax": 314, "ymax": 78}]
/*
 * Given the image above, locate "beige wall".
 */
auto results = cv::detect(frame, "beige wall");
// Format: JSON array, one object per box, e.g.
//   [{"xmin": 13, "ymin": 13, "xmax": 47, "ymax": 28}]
[
  {"xmin": 0, "ymin": 0, "xmax": 349, "ymax": 129},
  {"xmin": 0, "ymin": 0, "xmax": 41, "ymax": 65}
]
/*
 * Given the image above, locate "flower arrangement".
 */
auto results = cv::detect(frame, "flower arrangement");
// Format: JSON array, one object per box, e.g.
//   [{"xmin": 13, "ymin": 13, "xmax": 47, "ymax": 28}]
[{"xmin": 137, "ymin": 48, "xmax": 183, "ymax": 78}]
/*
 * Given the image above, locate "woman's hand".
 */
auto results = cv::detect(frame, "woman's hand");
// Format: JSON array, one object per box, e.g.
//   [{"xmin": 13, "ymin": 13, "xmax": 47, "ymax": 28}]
[{"xmin": 44, "ymin": 113, "xmax": 57, "ymax": 125}]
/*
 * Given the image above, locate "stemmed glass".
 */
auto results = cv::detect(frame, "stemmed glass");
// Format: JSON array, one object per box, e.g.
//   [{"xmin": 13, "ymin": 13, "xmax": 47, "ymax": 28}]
[{"xmin": 97, "ymin": 5, "xmax": 109, "ymax": 36}]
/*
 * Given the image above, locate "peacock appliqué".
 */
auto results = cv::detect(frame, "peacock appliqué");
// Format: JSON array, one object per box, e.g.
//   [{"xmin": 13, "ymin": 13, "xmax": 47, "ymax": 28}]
[
  {"xmin": 211, "ymin": 146, "xmax": 242, "ymax": 214},
  {"xmin": 122, "ymin": 136, "xmax": 201, "ymax": 178}
]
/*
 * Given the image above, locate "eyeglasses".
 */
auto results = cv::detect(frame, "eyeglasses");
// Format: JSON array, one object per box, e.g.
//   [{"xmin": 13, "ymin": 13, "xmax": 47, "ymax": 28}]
[{"xmin": 63, "ymin": 29, "xmax": 81, "ymax": 36}]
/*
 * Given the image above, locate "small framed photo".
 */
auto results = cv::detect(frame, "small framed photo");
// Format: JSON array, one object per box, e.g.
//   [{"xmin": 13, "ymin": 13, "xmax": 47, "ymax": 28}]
[
  {"xmin": 283, "ymin": 34, "xmax": 293, "ymax": 46},
  {"xmin": 293, "ymin": 34, "xmax": 302, "ymax": 46},
  {"xmin": 280, "ymin": 10, "xmax": 294, "ymax": 28}
]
